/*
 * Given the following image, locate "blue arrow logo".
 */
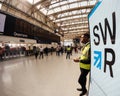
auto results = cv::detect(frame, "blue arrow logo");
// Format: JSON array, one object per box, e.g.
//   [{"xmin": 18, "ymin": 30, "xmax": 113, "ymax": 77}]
[{"xmin": 94, "ymin": 51, "xmax": 102, "ymax": 70}]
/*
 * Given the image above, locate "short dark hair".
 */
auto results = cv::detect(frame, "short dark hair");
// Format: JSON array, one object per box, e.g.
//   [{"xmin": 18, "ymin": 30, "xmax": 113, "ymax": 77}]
[{"xmin": 83, "ymin": 33, "xmax": 90, "ymax": 38}]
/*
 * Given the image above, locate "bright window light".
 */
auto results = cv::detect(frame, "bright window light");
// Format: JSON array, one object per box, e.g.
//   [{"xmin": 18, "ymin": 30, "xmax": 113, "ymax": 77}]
[
  {"xmin": 27, "ymin": 0, "xmax": 33, "ymax": 4},
  {"xmin": 0, "ymin": 3, "xmax": 2, "ymax": 9},
  {"xmin": 27, "ymin": 0, "xmax": 44, "ymax": 4}
]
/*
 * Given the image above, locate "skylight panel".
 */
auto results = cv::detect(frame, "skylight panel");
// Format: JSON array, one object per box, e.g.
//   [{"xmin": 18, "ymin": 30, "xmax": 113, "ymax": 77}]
[
  {"xmin": 50, "ymin": 3, "xmax": 59, "ymax": 8},
  {"xmin": 27, "ymin": 0, "xmax": 33, "ymax": 4},
  {"xmin": 36, "ymin": 5, "xmax": 41, "ymax": 9},
  {"xmin": 80, "ymin": 1, "xmax": 88, "ymax": 6},
  {"xmin": 27, "ymin": 0, "xmax": 43, "ymax": 4},
  {"xmin": 47, "ymin": 9, "xmax": 54, "ymax": 15},
  {"xmin": 49, "ymin": 16, "xmax": 54, "ymax": 20},
  {"xmin": 90, "ymin": 1, "xmax": 97, "ymax": 5},
  {"xmin": 69, "ymin": 0, "xmax": 77, "ymax": 2},
  {"xmin": 61, "ymin": 5, "xmax": 68, "ymax": 11},
  {"xmin": 33, "ymin": 0, "xmax": 41, "ymax": 4},
  {"xmin": 54, "ymin": 7, "xmax": 61, "ymax": 13},
  {"xmin": 69, "ymin": 3, "xmax": 78, "ymax": 8},
  {"xmin": 59, "ymin": 1, "xmax": 68, "ymax": 5},
  {"xmin": 40, "ymin": 8, "xmax": 47, "ymax": 15}
]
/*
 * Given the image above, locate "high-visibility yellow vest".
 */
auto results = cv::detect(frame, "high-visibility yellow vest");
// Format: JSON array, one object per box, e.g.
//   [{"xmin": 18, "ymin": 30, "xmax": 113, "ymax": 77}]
[
  {"xmin": 67, "ymin": 47, "xmax": 71, "ymax": 51},
  {"xmin": 80, "ymin": 42, "xmax": 90, "ymax": 70}
]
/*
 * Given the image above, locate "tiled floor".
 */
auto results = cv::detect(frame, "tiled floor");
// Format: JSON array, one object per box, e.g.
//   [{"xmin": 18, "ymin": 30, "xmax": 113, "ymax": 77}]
[{"xmin": 0, "ymin": 52, "xmax": 89, "ymax": 96}]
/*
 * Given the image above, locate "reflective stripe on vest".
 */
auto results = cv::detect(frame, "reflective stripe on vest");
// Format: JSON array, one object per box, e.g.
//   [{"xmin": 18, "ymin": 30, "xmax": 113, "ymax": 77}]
[{"xmin": 80, "ymin": 43, "xmax": 90, "ymax": 70}]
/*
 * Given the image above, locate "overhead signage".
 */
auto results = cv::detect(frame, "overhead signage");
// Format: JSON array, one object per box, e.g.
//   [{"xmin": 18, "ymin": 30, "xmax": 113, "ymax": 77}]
[
  {"xmin": 14, "ymin": 32, "xmax": 28, "ymax": 38},
  {"xmin": 88, "ymin": 0, "xmax": 120, "ymax": 96}
]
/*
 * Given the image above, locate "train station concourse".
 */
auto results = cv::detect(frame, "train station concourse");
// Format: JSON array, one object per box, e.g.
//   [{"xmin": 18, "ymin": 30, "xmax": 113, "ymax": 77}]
[{"xmin": 1, "ymin": 0, "xmax": 120, "ymax": 96}]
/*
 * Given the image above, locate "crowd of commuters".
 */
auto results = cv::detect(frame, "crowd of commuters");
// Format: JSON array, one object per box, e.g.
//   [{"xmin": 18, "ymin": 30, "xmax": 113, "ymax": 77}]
[
  {"xmin": 0, "ymin": 45, "xmax": 26, "ymax": 61},
  {"xmin": 0, "ymin": 43, "xmax": 80, "ymax": 61},
  {"xmin": 33, "ymin": 44, "xmax": 79, "ymax": 60},
  {"xmin": 0, "ymin": 33, "xmax": 91, "ymax": 96}
]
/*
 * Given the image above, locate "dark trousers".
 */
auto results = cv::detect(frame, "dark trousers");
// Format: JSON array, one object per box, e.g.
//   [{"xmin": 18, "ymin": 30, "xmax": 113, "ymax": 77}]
[
  {"xmin": 78, "ymin": 68, "xmax": 90, "ymax": 92},
  {"xmin": 35, "ymin": 52, "xmax": 38, "ymax": 59},
  {"xmin": 0, "ymin": 54, "xmax": 3, "ymax": 60},
  {"xmin": 66, "ymin": 52, "xmax": 70, "ymax": 59},
  {"xmin": 39, "ymin": 52, "xmax": 44, "ymax": 59}
]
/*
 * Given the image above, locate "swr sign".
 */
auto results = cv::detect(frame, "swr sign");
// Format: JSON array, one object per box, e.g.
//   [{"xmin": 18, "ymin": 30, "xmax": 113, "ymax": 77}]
[
  {"xmin": 88, "ymin": 0, "xmax": 120, "ymax": 96},
  {"xmin": 93, "ymin": 12, "xmax": 116, "ymax": 78}
]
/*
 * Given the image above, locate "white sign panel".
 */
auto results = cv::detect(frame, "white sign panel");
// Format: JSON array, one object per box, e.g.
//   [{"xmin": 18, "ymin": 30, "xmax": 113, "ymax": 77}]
[
  {"xmin": 0, "ymin": 13, "xmax": 6, "ymax": 32},
  {"xmin": 88, "ymin": 0, "xmax": 120, "ymax": 96}
]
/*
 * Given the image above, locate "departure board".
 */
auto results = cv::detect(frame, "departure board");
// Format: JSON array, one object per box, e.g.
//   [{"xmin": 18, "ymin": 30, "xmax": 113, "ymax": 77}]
[{"xmin": 0, "ymin": 11, "xmax": 60, "ymax": 43}]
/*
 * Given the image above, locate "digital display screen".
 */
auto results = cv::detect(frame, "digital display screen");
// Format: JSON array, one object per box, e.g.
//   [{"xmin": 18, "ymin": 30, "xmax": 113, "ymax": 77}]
[{"xmin": 0, "ymin": 13, "xmax": 6, "ymax": 32}]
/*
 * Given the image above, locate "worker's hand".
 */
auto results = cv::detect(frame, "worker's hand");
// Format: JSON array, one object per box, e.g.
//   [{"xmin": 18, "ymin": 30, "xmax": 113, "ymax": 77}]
[{"xmin": 73, "ymin": 58, "xmax": 79, "ymax": 62}]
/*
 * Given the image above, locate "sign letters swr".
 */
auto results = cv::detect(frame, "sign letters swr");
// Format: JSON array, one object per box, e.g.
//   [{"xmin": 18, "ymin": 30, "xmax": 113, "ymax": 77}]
[{"xmin": 93, "ymin": 12, "xmax": 116, "ymax": 78}]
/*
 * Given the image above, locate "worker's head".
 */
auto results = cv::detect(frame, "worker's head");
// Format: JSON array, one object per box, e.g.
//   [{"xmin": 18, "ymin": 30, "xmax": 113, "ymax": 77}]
[
  {"xmin": 80, "ymin": 33, "xmax": 90, "ymax": 44},
  {"xmin": 68, "ymin": 45, "xmax": 70, "ymax": 47}
]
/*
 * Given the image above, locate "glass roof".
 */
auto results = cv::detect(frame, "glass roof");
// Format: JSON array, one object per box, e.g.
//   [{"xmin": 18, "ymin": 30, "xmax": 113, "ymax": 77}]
[{"xmin": 27, "ymin": 0, "xmax": 98, "ymax": 39}]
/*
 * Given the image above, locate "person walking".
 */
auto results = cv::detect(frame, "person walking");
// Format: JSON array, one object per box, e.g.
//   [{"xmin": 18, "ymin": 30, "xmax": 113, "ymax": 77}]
[
  {"xmin": 66, "ymin": 45, "xmax": 71, "ymax": 59},
  {"xmin": 34, "ymin": 46, "xmax": 39, "ymax": 59},
  {"xmin": 73, "ymin": 33, "xmax": 91, "ymax": 96},
  {"xmin": 39, "ymin": 46, "xmax": 44, "ymax": 59},
  {"xmin": 0, "ymin": 47, "xmax": 4, "ymax": 61},
  {"xmin": 44, "ymin": 46, "xmax": 48, "ymax": 56}
]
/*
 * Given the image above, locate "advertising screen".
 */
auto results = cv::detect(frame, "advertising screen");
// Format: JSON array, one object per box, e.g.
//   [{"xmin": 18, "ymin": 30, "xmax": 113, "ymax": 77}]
[
  {"xmin": 88, "ymin": 0, "xmax": 120, "ymax": 96},
  {"xmin": 0, "ymin": 13, "xmax": 6, "ymax": 32}
]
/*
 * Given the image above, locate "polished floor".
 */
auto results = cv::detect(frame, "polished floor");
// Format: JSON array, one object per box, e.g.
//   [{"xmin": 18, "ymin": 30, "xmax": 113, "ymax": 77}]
[{"xmin": 0, "ymin": 52, "xmax": 89, "ymax": 96}]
